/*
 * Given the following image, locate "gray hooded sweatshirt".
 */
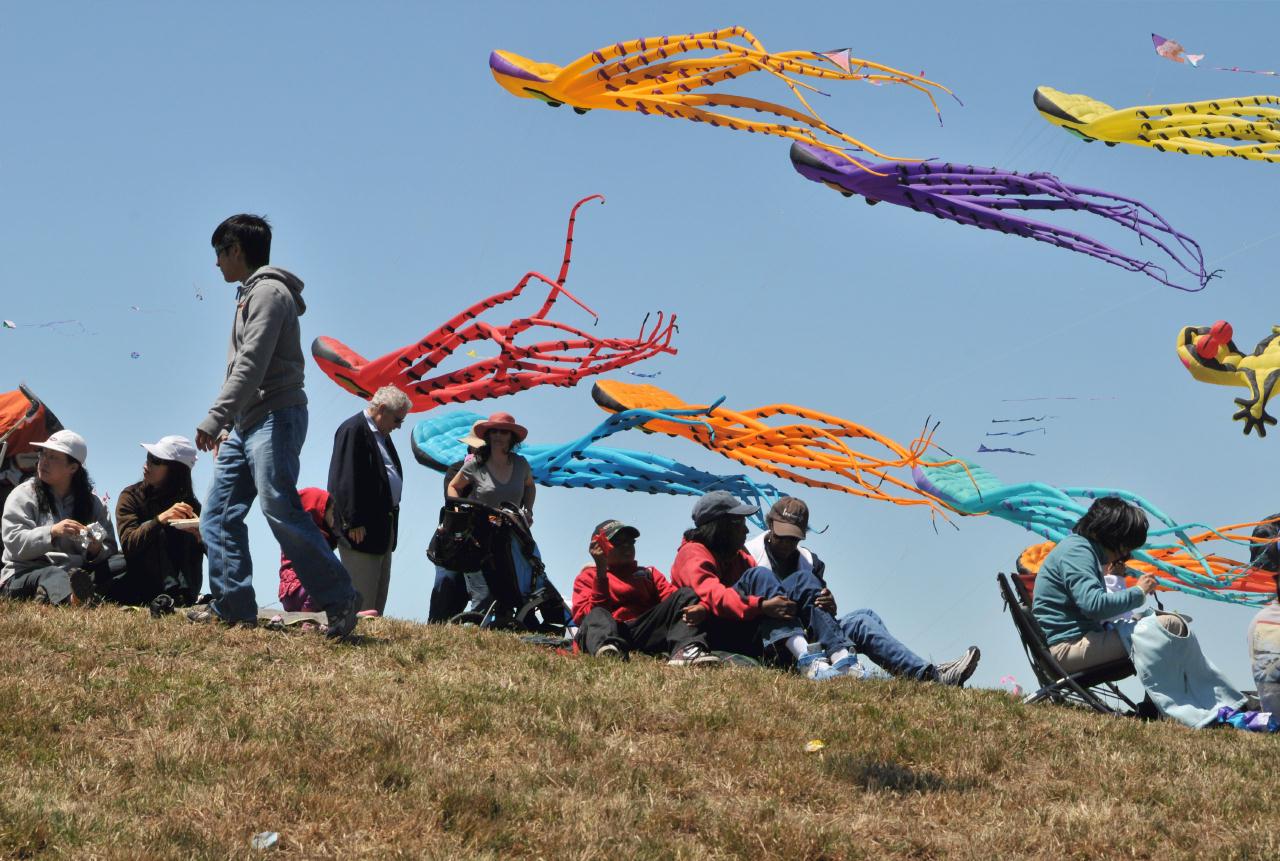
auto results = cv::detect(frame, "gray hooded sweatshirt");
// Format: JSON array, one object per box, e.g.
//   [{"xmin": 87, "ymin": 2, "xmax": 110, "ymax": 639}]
[{"xmin": 199, "ymin": 266, "xmax": 309, "ymax": 436}]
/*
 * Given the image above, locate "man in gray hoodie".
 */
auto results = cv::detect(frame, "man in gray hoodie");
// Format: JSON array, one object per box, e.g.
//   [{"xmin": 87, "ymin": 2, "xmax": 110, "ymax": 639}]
[{"xmin": 193, "ymin": 214, "xmax": 359, "ymax": 637}]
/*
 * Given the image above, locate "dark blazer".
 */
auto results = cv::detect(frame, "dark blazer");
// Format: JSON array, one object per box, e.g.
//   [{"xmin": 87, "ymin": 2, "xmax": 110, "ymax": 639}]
[{"xmin": 327, "ymin": 411, "xmax": 403, "ymax": 555}]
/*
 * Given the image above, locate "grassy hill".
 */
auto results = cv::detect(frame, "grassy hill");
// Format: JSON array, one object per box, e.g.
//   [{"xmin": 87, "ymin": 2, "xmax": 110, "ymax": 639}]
[{"xmin": 0, "ymin": 602, "xmax": 1275, "ymax": 860}]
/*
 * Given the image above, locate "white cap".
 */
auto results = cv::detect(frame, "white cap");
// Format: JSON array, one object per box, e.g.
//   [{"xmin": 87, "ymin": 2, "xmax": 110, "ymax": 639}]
[
  {"xmin": 141, "ymin": 435, "xmax": 198, "ymax": 469},
  {"xmin": 32, "ymin": 430, "xmax": 88, "ymax": 465}
]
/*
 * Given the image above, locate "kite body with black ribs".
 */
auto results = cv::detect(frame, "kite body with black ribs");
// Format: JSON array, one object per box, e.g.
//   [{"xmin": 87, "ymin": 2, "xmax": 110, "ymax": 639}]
[
  {"xmin": 410, "ymin": 408, "xmax": 785, "ymax": 529},
  {"xmin": 310, "ymin": 196, "xmax": 677, "ymax": 412},
  {"xmin": 914, "ymin": 457, "xmax": 1275, "ymax": 607},
  {"xmin": 590, "ymin": 379, "xmax": 961, "ymax": 518},
  {"xmin": 1034, "ymin": 86, "xmax": 1280, "ymax": 162},
  {"xmin": 1177, "ymin": 321, "xmax": 1280, "ymax": 437},
  {"xmin": 789, "ymin": 141, "xmax": 1216, "ymax": 292},
  {"xmin": 490, "ymin": 26, "xmax": 958, "ymax": 173}
]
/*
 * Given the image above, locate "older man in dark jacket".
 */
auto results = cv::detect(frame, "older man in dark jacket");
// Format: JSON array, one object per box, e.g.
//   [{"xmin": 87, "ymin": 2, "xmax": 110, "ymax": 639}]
[{"xmin": 328, "ymin": 385, "xmax": 410, "ymax": 614}]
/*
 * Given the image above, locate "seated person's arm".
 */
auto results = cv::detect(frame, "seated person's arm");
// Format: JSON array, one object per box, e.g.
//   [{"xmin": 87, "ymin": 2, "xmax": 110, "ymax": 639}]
[
  {"xmin": 1061, "ymin": 559, "xmax": 1145, "ymax": 621},
  {"xmin": 446, "ymin": 470, "xmax": 472, "ymax": 499},
  {"xmin": 2, "ymin": 493, "xmax": 55, "ymax": 561}
]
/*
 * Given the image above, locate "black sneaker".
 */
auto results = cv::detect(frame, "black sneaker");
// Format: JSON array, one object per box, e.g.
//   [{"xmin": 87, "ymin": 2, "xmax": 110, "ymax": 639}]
[
  {"xmin": 934, "ymin": 646, "xmax": 981, "ymax": 687},
  {"xmin": 324, "ymin": 592, "xmax": 361, "ymax": 641},
  {"xmin": 668, "ymin": 643, "xmax": 721, "ymax": 667},
  {"xmin": 68, "ymin": 568, "xmax": 95, "ymax": 607},
  {"xmin": 595, "ymin": 643, "xmax": 626, "ymax": 660}
]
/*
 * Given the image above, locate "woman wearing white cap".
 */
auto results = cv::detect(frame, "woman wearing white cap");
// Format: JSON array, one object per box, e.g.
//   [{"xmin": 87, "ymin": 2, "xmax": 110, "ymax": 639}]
[
  {"xmin": 0, "ymin": 430, "xmax": 117, "ymax": 605},
  {"xmin": 108, "ymin": 436, "xmax": 204, "ymax": 607}
]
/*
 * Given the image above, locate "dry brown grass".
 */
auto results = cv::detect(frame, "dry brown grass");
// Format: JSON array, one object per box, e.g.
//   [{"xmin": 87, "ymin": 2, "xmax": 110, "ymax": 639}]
[{"xmin": 0, "ymin": 600, "xmax": 1275, "ymax": 860}]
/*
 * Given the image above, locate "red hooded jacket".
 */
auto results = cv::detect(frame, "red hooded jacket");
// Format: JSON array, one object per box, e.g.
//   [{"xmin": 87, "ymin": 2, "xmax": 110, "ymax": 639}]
[
  {"xmin": 669, "ymin": 539, "xmax": 761, "ymax": 622},
  {"xmin": 571, "ymin": 561, "xmax": 678, "ymax": 624}
]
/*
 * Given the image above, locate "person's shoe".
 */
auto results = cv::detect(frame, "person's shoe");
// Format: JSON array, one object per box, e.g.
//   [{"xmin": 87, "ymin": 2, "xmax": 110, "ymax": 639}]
[
  {"xmin": 796, "ymin": 649, "xmax": 842, "ymax": 681},
  {"xmin": 149, "ymin": 594, "xmax": 176, "ymax": 618},
  {"xmin": 68, "ymin": 568, "xmax": 95, "ymax": 607},
  {"xmin": 33, "ymin": 584, "xmax": 52, "ymax": 605},
  {"xmin": 324, "ymin": 592, "xmax": 361, "ymax": 641},
  {"xmin": 668, "ymin": 643, "xmax": 720, "ymax": 667},
  {"xmin": 186, "ymin": 604, "xmax": 257, "ymax": 629},
  {"xmin": 934, "ymin": 646, "xmax": 981, "ymax": 687},
  {"xmin": 596, "ymin": 643, "xmax": 626, "ymax": 660},
  {"xmin": 831, "ymin": 654, "xmax": 867, "ymax": 679}
]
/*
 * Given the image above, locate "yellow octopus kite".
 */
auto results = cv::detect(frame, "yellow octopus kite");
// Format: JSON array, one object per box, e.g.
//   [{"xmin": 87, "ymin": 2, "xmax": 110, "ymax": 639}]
[
  {"xmin": 1035, "ymin": 86, "xmax": 1280, "ymax": 162},
  {"xmin": 490, "ymin": 26, "xmax": 957, "ymax": 171}
]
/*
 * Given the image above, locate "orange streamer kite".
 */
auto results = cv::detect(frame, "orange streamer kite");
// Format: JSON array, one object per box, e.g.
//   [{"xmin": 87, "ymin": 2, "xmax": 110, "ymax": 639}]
[
  {"xmin": 491, "ymin": 26, "xmax": 957, "ymax": 172},
  {"xmin": 590, "ymin": 380, "xmax": 960, "ymax": 514}
]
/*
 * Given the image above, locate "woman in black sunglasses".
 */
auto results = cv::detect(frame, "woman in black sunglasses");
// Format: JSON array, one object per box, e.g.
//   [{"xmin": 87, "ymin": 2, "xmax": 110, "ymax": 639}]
[{"xmin": 110, "ymin": 436, "xmax": 204, "ymax": 608}]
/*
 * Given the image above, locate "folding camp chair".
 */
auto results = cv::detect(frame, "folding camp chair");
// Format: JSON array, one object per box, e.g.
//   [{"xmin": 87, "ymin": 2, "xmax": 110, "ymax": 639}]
[{"xmin": 997, "ymin": 572, "xmax": 1143, "ymax": 716}]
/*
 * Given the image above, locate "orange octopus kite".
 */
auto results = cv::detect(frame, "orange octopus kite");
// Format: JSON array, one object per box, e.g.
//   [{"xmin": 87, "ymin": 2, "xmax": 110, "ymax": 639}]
[
  {"xmin": 591, "ymin": 379, "xmax": 962, "ymax": 515},
  {"xmin": 490, "ymin": 26, "xmax": 958, "ymax": 171}
]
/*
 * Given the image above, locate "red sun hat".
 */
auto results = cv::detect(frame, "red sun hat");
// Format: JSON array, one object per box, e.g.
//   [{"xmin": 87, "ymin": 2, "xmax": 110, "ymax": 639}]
[{"xmin": 471, "ymin": 412, "xmax": 528, "ymax": 443}]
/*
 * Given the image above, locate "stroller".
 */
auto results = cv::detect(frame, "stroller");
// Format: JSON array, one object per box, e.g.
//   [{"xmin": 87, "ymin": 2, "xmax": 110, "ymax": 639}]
[
  {"xmin": 0, "ymin": 385, "xmax": 63, "ymax": 511},
  {"xmin": 427, "ymin": 497, "xmax": 571, "ymax": 633}
]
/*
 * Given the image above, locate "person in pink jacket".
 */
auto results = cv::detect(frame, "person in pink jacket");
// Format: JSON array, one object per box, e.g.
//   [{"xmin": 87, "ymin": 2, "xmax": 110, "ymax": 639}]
[{"xmin": 278, "ymin": 487, "xmax": 337, "ymax": 613}]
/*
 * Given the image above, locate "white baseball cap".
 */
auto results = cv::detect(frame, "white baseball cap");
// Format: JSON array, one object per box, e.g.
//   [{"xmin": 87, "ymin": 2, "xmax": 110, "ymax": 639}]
[
  {"xmin": 32, "ymin": 430, "xmax": 89, "ymax": 465},
  {"xmin": 141, "ymin": 435, "xmax": 198, "ymax": 469}
]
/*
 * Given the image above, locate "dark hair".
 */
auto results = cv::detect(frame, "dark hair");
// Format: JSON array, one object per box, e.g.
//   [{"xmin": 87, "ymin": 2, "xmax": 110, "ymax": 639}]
[
  {"xmin": 33, "ymin": 459, "xmax": 98, "ymax": 524},
  {"xmin": 1249, "ymin": 516, "xmax": 1280, "ymax": 590},
  {"xmin": 144, "ymin": 460, "xmax": 195, "ymax": 507},
  {"xmin": 212, "ymin": 214, "xmax": 271, "ymax": 270},
  {"xmin": 1072, "ymin": 497, "xmax": 1148, "ymax": 553},
  {"xmin": 473, "ymin": 433, "xmax": 521, "ymax": 465},
  {"xmin": 682, "ymin": 515, "xmax": 746, "ymax": 557}
]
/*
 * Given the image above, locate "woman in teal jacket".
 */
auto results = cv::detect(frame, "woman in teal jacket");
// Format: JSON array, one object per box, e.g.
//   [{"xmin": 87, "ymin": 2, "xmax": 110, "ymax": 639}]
[{"xmin": 1033, "ymin": 497, "xmax": 1182, "ymax": 673}]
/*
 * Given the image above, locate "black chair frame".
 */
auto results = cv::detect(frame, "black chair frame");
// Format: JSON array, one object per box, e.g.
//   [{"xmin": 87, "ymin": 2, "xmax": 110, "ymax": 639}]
[{"xmin": 998, "ymin": 572, "xmax": 1142, "ymax": 716}]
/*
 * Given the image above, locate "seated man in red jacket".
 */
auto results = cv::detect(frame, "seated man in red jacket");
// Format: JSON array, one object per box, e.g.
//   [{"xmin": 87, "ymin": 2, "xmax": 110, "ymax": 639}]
[{"xmin": 571, "ymin": 519, "xmax": 719, "ymax": 666}]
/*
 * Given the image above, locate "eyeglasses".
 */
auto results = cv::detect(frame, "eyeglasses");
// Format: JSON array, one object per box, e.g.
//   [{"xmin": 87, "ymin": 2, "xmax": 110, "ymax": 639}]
[{"xmin": 145, "ymin": 453, "xmax": 168, "ymax": 467}]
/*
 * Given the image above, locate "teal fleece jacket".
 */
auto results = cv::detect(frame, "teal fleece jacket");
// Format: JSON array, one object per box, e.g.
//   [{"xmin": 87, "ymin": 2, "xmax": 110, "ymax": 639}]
[{"xmin": 1032, "ymin": 533, "xmax": 1146, "ymax": 646}]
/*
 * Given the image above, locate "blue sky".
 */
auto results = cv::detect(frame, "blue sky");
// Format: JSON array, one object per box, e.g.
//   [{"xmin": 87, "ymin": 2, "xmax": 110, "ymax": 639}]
[{"xmin": 3, "ymin": 1, "xmax": 1278, "ymax": 691}]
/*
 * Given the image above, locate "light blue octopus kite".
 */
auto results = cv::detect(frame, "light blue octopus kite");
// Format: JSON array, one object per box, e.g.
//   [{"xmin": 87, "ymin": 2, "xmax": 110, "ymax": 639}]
[
  {"xmin": 411, "ymin": 405, "xmax": 785, "ymax": 530},
  {"xmin": 913, "ymin": 458, "xmax": 1268, "ymax": 607}
]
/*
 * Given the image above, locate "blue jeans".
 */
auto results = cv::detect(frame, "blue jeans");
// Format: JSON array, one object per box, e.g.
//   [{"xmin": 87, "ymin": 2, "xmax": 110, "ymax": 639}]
[
  {"xmin": 779, "ymin": 569, "xmax": 854, "ymax": 659},
  {"xmin": 201, "ymin": 406, "xmax": 354, "ymax": 622},
  {"xmin": 837, "ymin": 608, "xmax": 934, "ymax": 680},
  {"xmin": 703, "ymin": 566, "xmax": 805, "ymax": 657}
]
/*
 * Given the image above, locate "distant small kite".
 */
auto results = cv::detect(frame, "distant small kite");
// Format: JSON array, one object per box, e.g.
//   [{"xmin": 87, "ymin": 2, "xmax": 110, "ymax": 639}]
[{"xmin": 1151, "ymin": 33, "xmax": 1203, "ymax": 67}]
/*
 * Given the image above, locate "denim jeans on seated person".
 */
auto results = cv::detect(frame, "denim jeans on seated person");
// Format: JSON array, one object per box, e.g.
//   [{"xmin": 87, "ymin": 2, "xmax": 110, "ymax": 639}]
[
  {"xmin": 702, "ymin": 566, "xmax": 805, "ymax": 658},
  {"xmin": 200, "ymin": 405, "xmax": 355, "ymax": 622},
  {"xmin": 777, "ymin": 568, "xmax": 855, "ymax": 659},
  {"xmin": 837, "ymin": 608, "xmax": 934, "ymax": 680}
]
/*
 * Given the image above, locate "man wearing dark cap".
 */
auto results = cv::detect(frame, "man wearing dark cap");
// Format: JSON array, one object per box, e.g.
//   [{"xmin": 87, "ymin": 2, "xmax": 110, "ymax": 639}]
[
  {"xmin": 572, "ymin": 519, "xmax": 719, "ymax": 666},
  {"xmin": 671, "ymin": 491, "xmax": 843, "ymax": 680},
  {"xmin": 746, "ymin": 496, "xmax": 981, "ymax": 687}
]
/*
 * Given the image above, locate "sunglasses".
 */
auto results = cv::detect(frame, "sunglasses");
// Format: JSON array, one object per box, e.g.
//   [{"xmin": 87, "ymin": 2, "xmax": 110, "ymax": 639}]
[{"xmin": 146, "ymin": 453, "xmax": 170, "ymax": 467}]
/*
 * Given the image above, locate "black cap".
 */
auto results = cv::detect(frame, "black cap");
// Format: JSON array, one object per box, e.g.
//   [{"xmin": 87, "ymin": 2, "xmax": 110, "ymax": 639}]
[
  {"xmin": 691, "ymin": 491, "xmax": 759, "ymax": 526},
  {"xmin": 593, "ymin": 519, "xmax": 640, "ymax": 541}
]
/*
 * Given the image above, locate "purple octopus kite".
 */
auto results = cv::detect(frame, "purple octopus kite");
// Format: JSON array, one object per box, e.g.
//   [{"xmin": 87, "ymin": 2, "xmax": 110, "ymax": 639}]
[{"xmin": 789, "ymin": 143, "xmax": 1216, "ymax": 292}]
